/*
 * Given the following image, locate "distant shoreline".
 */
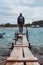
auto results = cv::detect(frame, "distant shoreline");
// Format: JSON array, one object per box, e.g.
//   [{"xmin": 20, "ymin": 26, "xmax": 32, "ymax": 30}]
[
  {"xmin": 0, "ymin": 26, "xmax": 43, "ymax": 28},
  {"xmin": 0, "ymin": 24, "xmax": 43, "ymax": 28}
]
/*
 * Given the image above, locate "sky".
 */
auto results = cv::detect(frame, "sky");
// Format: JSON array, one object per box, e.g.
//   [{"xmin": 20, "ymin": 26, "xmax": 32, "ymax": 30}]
[{"xmin": 0, "ymin": 0, "xmax": 43, "ymax": 24}]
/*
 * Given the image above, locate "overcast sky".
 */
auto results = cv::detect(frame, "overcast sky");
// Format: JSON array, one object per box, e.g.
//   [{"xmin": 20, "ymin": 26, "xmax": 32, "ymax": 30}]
[{"xmin": 0, "ymin": 0, "xmax": 43, "ymax": 24}]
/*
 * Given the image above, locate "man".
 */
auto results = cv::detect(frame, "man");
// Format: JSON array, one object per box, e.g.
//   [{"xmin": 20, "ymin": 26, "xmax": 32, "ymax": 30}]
[{"xmin": 17, "ymin": 13, "xmax": 25, "ymax": 34}]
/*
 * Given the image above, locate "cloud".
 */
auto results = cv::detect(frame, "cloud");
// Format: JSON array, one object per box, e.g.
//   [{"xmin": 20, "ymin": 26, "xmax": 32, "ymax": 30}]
[{"xmin": 0, "ymin": 0, "xmax": 43, "ymax": 24}]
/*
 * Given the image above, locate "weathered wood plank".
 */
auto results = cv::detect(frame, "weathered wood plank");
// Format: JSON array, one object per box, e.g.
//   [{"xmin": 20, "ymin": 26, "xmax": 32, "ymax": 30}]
[
  {"xmin": 23, "ymin": 47, "xmax": 34, "ymax": 57},
  {"xmin": 22, "ymin": 42, "xmax": 28, "ymax": 46},
  {"xmin": 18, "ymin": 34, "xmax": 23, "ymax": 37},
  {"xmin": 26, "ymin": 62, "xmax": 40, "ymax": 65},
  {"xmin": 23, "ymin": 47, "xmax": 40, "ymax": 65},
  {"xmin": 23, "ymin": 35, "xmax": 28, "ymax": 42},
  {"xmin": 6, "ymin": 47, "xmax": 24, "ymax": 65},
  {"xmin": 6, "ymin": 62, "xmax": 24, "ymax": 65},
  {"xmin": 23, "ymin": 35, "xmax": 29, "ymax": 46},
  {"xmin": 8, "ymin": 47, "xmax": 23, "ymax": 59},
  {"xmin": 16, "ymin": 42, "xmax": 22, "ymax": 45},
  {"xmin": 16, "ymin": 35, "xmax": 28, "ymax": 45},
  {"xmin": 14, "ymin": 45, "xmax": 29, "ymax": 47},
  {"xmin": 7, "ymin": 59, "xmax": 39, "ymax": 62}
]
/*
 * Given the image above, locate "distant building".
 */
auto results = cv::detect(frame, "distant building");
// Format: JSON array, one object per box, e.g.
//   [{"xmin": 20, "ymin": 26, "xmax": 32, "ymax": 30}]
[
  {"xmin": 31, "ymin": 25, "xmax": 39, "ymax": 28},
  {"xmin": 31, "ymin": 25, "xmax": 35, "ymax": 28},
  {"xmin": 32, "ymin": 20, "xmax": 43, "ymax": 27},
  {"xmin": 36, "ymin": 25, "xmax": 39, "ymax": 27}
]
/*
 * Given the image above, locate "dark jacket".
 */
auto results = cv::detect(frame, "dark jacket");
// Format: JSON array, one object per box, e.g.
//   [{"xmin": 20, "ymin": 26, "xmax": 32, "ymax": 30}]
[{"xmin": 17, "ymin": 16, "xmax": 25, "ymax": 25}]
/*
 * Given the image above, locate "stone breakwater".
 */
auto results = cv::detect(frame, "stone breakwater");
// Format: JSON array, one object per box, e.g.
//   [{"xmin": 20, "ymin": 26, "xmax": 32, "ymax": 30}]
[
  {"xmin": 0, "ymin": 48, "xmax": 11, "ymax": 65},
  {"xmin": 31, "ymin": 46, "xmax": 43, "ymax": 65}
]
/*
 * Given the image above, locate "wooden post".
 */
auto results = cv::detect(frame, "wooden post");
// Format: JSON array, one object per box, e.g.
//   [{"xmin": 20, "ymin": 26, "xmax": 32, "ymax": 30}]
[
  {"xmin": 29, "ymin": 43, "xmax": 31, "ymax": 50},
  {"xmin": 15, "ymin": 32, "xmax": 17, "ymax": 45},
  {"xmin": 14, "ymin": 31, "xmax": 19, "ymax": 45},
  {"xmin": 26, "ymin": 28, "xmax": 28, "ymax": 41},
  {"xmin": 11, "ymin": 42, "xmax": 14, "ymax": 50}
]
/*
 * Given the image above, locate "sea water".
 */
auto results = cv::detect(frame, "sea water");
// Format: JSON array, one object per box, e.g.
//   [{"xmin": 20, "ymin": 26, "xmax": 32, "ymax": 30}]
[
  {"xmin": 0, "ymin": 27, "xmax": 43, "ymax": 48},
  {"xmin": 28, "ymin": 28, "xmax": 43, "ymax": 47}
]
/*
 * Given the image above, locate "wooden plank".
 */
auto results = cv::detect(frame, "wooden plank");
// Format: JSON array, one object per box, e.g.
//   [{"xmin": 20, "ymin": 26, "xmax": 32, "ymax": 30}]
[
  {"xmin": 26, "ymin": 62, "xmax": 40, "ymax": 65},
  {"xmin": 6, "ymin": 47, "xmax": 24, "ymax": 65},
  {"xmin": 14, "ymin": 45, "xmax": 29, "ymax": 47},
  {"xmin": 16, "ymin": 38, "xmax": 23, "ymax": 44},
  {"xmin": 23, "ymin": 47, "xmax": 34, "ymax": 57},
  {"xmin": 8, "ymin": 47, "xmax": 23, "ymax": 59},
  {"xmin": 22, "ymin": 42, "xmax": 28, "ymax": 46},
  {"xmin": 16, "ymin": 35, "xmax": 29, "ymax": 45},
  {"xmin": 23, "ymin": 47, "xmax": 40, "ymax": 65},
  {"xmin": 16, "ymin": 42, "xmax": 22, "ymax": 45},
  {"xmin": 7, "ymin": 59, "xmax": 39, "ymax": 62},
  {"xmin": 6, "ymin": 62, "xmax": 24, "ymax": 65},
  {"xmin": 23, "ymin": 35, "xmax": 28, "ymax": 42},
  {"xmin": 18, "ymin": 34, "xmax": 23, "ymax": 37},
  {"xmin": 22, "ymin": 35, "xmax": 29, "ymax": 46}
]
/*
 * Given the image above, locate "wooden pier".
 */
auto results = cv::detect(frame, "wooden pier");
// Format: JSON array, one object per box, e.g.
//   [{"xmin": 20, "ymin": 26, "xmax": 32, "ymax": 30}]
[{"xmin": 6, "ymin": 34, "xmax": 40, "ymax": 65}]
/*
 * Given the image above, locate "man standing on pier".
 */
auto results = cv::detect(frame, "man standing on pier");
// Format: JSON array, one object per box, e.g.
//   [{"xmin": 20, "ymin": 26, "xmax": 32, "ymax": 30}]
[{"xmin": 17, "ymin": 13, "xmax": 25, "ymax": 34}]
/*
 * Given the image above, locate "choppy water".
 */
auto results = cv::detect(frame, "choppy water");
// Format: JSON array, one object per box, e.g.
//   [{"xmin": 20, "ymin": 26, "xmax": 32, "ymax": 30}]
[
  {"xmin": 28, "ymin": 28, "xmax": 43, "ymax": 47},
  {"xmin": 0, "ymin": 27, "xmax": 43, "ymax": 48}
]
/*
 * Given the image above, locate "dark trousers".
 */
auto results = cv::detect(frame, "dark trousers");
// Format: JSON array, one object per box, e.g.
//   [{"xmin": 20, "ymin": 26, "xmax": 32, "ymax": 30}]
[{"xmin": 19, "ymin": 24, "xmax": 23, "ymax": 34}]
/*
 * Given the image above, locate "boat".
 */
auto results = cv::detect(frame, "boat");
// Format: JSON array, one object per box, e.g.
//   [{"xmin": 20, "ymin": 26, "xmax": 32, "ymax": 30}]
[{"xmin": 0, "ymin": 33, "xmax": 5, "ymax": 38}]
